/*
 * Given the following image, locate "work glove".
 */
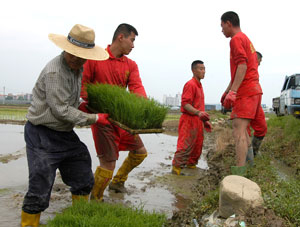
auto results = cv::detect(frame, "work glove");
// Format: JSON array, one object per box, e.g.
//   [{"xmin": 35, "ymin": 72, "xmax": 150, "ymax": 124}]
[
  {"xmin": 197, "ymin": 111, "xmax": 210, "ymax": 122},
  {"xmin": 78, "ymin": 101, "xmax": 89, "ymax": 113},
  {"xmin": 220, "ymin": 91, "xmax": 228, "ymax": 105},
  {"xmin": 204, "ymin": 121, "xmax": 212, "ymax": 133},
  {"xmin": 223, "ymin": 90, "xmax": 237, "ymax": 109},
  {"xmin": 96, "ymin": 113, "xmax": 110, "ymax": 125}
]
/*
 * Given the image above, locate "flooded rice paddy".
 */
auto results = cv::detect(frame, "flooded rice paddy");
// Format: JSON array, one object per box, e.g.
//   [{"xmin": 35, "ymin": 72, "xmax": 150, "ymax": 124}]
[{"xmin": 0, "ymin": 124, "xmax": 209, "ymax": 226}]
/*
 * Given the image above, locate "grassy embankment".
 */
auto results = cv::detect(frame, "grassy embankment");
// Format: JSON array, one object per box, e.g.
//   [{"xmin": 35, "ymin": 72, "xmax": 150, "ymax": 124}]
[
  {"xmin": 0, "ymin": 105, "xmax": 28, "ymax": 121},
  {"xmin": 46, "ymin": 200, "xmax": 166, "ymax": 227},
  {"xmin": 192, "ymin": 114, "xmax": 300, "ymax": 226}
]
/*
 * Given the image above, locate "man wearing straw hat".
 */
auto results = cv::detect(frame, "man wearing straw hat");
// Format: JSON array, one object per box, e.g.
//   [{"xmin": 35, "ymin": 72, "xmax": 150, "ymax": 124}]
[
  {"xmin": 80, "ymin": 23, "xmax": 148, "ymax": 201},
  {"xmin": 21, "ymin": 24, "xmax": 109, "ymax": 227}
]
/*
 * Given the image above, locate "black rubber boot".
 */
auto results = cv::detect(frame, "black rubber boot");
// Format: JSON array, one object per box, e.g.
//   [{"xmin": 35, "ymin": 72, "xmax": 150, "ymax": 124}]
[{"xmin": 252, "ymin": 136, "xmax": 264, "ymax": 156}]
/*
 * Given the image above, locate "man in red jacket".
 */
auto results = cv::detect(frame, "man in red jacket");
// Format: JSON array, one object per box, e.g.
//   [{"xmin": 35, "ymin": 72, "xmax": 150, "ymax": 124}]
[
  {"xmin": 220, "ymin": 11, "xmax": 264, "ymax": 176},
  {"xmin": 80, "ymin": 23, "xmax": 147, "ymax": 201},
  {"xmin": 172, "ymin": 60, "xmax": 212, "ymax": 175}
]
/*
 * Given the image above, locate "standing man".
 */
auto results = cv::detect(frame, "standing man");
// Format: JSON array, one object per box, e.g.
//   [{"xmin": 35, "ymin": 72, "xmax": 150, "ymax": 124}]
[
  {"xmin": 21, "ymin": 24, "xmax": 109, "ymax": 227},
  {"xmin": 172, "ymin": 60, "xmax": 212, "ymax": 175},
  {"xmin": 220, "ymin": 11, "xmax": 264, "ymax": 176},
  {"xmin": 81, "ymin": 23, "xmax": 148, "ymax": 201},
  {"xmin": 246, "ymin": 51, "xmax": 267, "ymax": 158}
]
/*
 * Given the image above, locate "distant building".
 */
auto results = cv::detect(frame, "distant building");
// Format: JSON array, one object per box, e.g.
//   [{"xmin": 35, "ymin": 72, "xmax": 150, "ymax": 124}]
[
  {"xmin": 205, "ymin": 104, "xmax": 216, "ymax": 111},
  {"xmin": 163, "ymin": 93, "xmax": 181, "ymax": 107}
]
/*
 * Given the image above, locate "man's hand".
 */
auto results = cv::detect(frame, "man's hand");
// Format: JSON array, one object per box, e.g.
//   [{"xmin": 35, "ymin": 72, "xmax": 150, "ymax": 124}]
[
  {"xmin": 96, "ymin": 113, "xmax": 110, "ymax": 125},
  {"xmin": 78, "ymin": 101, "xmax": 89, "ymax": 113},
  {"xmin": 204, "ymin": 121, "xmax": 212, "ymax": 133},
  {"xmin": 220, "ymin": 91, "xmax": 228, "ymax": 105},
  {"xmin": 197, "ymin": 111, "xmax": 210, "ymax": 121},
  {"xmin": 223, "ymin": 90, "xmax": 237, "ymax": 109}
]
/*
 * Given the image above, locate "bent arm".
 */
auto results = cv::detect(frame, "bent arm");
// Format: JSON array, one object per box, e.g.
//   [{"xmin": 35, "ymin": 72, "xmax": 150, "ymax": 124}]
[
  {"xmin": 183, "ymin": 103, "xmax": 200, "ymax": 115},
  {"xmin": 230, "ymin": 63, "xmax": 247, "ymax": 92},
  {"xmin": 45, "ymin": 72, "xmax": 96, "ymax": 126}
]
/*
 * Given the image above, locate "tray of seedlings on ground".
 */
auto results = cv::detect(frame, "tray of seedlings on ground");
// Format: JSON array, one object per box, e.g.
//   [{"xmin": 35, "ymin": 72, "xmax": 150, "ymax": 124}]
[{"xmin": 85, "ymin": 83, "xmax": 168, "ymax": 134}]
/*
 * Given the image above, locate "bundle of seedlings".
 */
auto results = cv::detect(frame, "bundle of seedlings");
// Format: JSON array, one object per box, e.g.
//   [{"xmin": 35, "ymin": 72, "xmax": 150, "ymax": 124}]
[{"xmin": 86, "ymin": 83, "xmax": 168, "ymax": 133}]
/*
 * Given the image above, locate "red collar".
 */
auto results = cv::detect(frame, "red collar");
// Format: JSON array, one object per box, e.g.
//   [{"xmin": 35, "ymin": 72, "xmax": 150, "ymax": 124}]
[{"xmin": 106, "ymin": 45, "xmax": 126, "ymax": 62}]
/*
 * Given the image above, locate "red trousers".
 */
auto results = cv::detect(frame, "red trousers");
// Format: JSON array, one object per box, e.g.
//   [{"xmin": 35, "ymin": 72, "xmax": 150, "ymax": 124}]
[
  {"xmin": 172, "ymin": 114, "xmax": 204, "ymax": 167},
  {"xmin": 247, "ymin": 106, "xmax": 267, "ymax": 137},
  {"xmin": 232, "ymin": 94, "xmax": 267, "ymax": 137},
  {"xmin": 91, "ymin": 123, "xmax": 144, "ymax": 162}
]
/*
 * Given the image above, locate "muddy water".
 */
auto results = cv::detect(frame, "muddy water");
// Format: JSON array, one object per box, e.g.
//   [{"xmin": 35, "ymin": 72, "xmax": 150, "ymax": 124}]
[{"xmin": 0, "ymin": 124, "xmax": 209, "ymax": 226}]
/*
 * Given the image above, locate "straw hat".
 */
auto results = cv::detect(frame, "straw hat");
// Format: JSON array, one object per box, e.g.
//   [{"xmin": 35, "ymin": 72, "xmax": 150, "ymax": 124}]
[{"xmin": 48, "ymin": 24, "xmax": 109, "ymax": 60}]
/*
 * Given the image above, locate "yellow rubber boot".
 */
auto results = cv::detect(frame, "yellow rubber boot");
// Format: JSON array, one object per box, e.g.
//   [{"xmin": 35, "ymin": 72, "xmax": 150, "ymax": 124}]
[
  {"xmin": 110, "ymin": 152, "xmax": 147, "ymax": 190},
  {"xmin": 72, "ymin": 194, "xmax": 89, "ymax": 204},
  {"xmin": 90, "ymin": 166, "xmax": 113, "ymax": 202},
  {"xmin": 21, "ymin": 210, "xmax": 41, "ymax": 227},
  {"xmin": 171, "ymin": 166, "xmax": 182, "ymax": 175},
  {"xmin": 187, "ymin": 165, "xmax": 197, "ymax": 169}
]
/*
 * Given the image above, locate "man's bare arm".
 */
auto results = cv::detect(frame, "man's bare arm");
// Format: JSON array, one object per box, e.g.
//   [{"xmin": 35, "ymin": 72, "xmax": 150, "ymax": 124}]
[{"xmin": 230, "ymin": 64, "xmax": 247, "ymax": 92}]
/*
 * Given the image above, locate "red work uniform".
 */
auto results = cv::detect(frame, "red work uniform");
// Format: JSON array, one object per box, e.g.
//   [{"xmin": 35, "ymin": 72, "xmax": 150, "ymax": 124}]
[
  {"xmin": 172, "ymin": 77, "xmax": 205, "ymax": 167},
  {"xmin": 230, "ymin": 32, "xmax": 267, "ymax": 137},
  {"xmin": 81, "ymin": 45, "xmax": 146, "ymax": 161}
]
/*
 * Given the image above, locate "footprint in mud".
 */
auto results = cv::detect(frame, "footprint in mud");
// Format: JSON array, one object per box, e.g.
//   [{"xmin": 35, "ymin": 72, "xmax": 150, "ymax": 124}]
[{"xmin": 0, "ymin": 148, "xmax": 26, "ymax": 164}]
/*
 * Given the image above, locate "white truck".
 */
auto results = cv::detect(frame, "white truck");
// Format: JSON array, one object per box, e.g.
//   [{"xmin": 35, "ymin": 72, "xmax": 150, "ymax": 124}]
[{"xmin": 272, "ymin": 74, "xmax": 300, "ymax": 117}]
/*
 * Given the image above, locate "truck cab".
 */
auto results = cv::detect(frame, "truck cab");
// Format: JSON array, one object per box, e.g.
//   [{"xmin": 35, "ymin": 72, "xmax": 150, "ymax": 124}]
[{"xmin": 274, "ymin": 74, "xmax": 300, "ymax": 117}]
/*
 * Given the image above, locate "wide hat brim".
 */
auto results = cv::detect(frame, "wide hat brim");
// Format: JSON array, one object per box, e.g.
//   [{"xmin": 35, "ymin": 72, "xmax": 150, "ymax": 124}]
[{"xmin": 49, "ymin": 33, "xmax": 109, "ymax": 61}]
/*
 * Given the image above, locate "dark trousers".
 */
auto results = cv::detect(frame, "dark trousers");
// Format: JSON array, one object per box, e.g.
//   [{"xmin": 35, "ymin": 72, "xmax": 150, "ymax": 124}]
[{"xmin": 22, "ymin": 121, "xmax": 94, "ymax": 214}]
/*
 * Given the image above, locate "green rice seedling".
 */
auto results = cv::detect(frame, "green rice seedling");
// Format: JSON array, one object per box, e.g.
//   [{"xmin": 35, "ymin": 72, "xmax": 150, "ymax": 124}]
[
  {"xmin": 47, "ymin": 200, "xmax": 166, "ymax": 227},
  {"xmin": 86, "ymin": 83, "xmax": 168, "ymax": 130},
  {"xmin": 0, "ymin": 107, "xmax": 27, "ymax": 121}
]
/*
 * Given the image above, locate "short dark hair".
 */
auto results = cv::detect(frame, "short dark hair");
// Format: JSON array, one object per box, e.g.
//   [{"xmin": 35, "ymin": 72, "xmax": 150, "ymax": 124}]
[
  {"xmin": 221, "ymin": 11, "xmax": 240, "ymax": 27},
  {"xmin": 256, "ymin": 51, "xmax": 263, "ymax": 59},
  {"xmin": 191, "ymin": 60, "xmax": 204, "ymax": 70},
  {"xmin": 112, "ymin": 23, "xmax": 138, "ymax": 42}
]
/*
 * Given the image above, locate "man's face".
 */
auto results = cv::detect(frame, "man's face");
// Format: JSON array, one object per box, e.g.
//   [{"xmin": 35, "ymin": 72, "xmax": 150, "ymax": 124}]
[
  {"xmin": 120, "ymin": 32, "xmax": 136, "ymax": 55},
  {"xmin": 192, "ymin": 64, "xmax": 206, "ymax": 80},
  {"xmin": 221, "ymin": 21, "xmax": 231, "ymax": 38},
  {"xmin": 64, "ymin": 52, "xmax": 86, "ymax": 71}
]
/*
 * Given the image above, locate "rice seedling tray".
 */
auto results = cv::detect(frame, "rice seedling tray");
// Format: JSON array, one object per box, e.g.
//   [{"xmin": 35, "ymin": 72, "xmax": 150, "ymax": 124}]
[{"xmin": 86, "ymin": 105, "xmax": 164, "ymax": 134}]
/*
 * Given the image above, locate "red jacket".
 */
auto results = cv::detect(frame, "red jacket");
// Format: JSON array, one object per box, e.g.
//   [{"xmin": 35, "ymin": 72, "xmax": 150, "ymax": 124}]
[
  {"xmin": 230, "ymin": 32, "xmax": 262, "ymax": 97},
  {"xmin": 81, "ymin": 45, "xmax": 147, "ymax": 100},
  {"xmin": 180, "ymin": 77, "xmax": 205, "ymax": 114}
]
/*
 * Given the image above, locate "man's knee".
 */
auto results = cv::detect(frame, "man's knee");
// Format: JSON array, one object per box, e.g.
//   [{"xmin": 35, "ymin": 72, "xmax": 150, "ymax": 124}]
[
  {"xmin": 132, "ymin": 146, "xmax": 147, "ymax": 154},
  {"xmin": 99, "ymin": 158, "xmax": 116, "ymax": 171}
]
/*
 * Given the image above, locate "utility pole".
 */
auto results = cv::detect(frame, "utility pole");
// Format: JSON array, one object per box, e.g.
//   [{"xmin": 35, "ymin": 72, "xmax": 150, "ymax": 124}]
[{"xmin": 1, "ymin": 86, "xmax": 5, "ymax": 105}]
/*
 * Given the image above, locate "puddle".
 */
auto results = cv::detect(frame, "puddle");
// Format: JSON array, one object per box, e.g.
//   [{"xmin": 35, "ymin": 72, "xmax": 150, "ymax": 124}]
[
  {"xmin": 0, "ymin": 124, "xmax": 209, "ymax": 225},
  {"xmin": 0, "ymin": 124, "xmax": 25, "ymax": 155},
  {"xmin": 271, "ymin": 159, "xmax": 296, "ymax": 181}
]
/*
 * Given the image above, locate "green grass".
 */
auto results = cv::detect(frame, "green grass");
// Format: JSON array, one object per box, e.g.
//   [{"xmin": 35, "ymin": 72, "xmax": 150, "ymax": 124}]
[
  {"xmin": 263, "ymin": 115, "xmax": 300, "ymax": 171},
  {"xmin": 0, "ymin": 107, "xmax": 27, "ymax": 121},
  {"xmin": 187, "ymin": 115, "xmax": 300, "ymax": 226},
  {"xmin": 246, "ymin": 155, "xmax": 300, "ymax": 225},
  {"xmin": 196, "ymin": 189, "xmax": 219, "ymax": 215},
  {"xmin": 86, "ymin": 83, "xmax": 168, "ymax": 129},
  {"xmin": 47, "ymin": 200, "xmax": 166, "ymax": 227},
  {"xmin": 164, "ymin": 114, "xmax": 181, "ymax": 121}
]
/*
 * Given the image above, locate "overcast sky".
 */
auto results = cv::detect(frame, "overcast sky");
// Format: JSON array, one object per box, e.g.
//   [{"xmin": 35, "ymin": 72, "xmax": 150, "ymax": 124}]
[{"xmin": 1, "ymin": 0, "xmax": 299, "ymax": 107}]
